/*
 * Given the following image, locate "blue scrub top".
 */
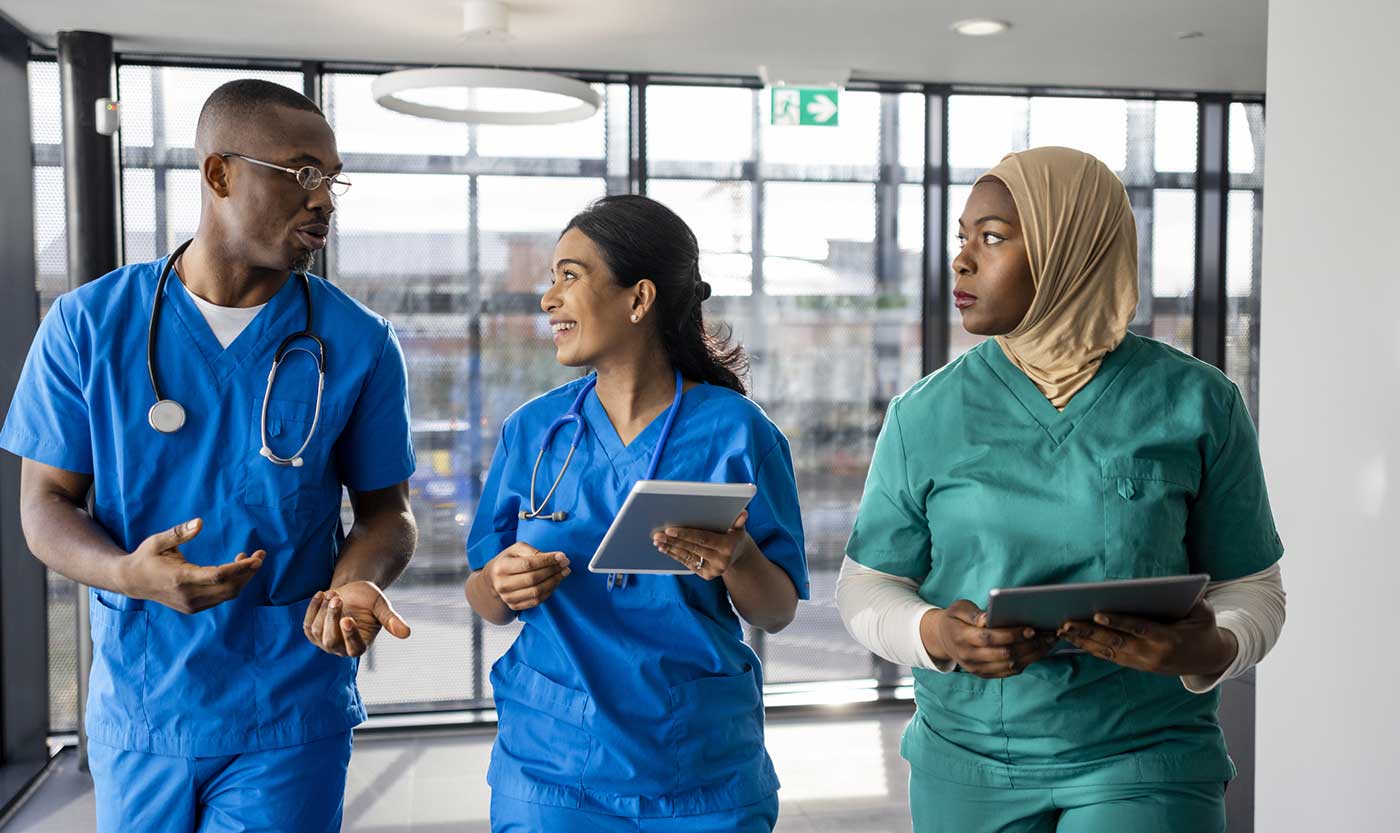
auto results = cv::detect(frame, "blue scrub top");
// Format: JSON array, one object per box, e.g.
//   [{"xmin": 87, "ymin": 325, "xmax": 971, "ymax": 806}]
[
  {"xmin": 467, "ymin": 377, "xmax": 810, "ymax": 817},
  {"xmin": 0, "ymin": 256, "xmax": 416, "ymax": 757}
]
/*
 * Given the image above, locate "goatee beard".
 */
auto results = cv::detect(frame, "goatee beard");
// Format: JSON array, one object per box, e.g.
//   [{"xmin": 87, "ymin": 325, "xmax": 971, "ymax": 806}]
[{"xmin": 292, "ymin": 251, "xmax": 315, "ymax": 274}]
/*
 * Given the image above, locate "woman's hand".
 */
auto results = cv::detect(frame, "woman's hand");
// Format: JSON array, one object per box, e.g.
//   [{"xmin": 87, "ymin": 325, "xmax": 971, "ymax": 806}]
[
  {"xmin": 478, "ymin": 542, "xmax": 571, "ymax": 612},
  {"xmin": 922, "ymin": 599, "xmax": 1059, "ymax": 679},
  {"xmin": 1058, "ymin": 599, "xmax": 1238, "ymax": 677},
  {"xmin": 652, "ymin": 510, "xmax": 754, "ymax": 581}
]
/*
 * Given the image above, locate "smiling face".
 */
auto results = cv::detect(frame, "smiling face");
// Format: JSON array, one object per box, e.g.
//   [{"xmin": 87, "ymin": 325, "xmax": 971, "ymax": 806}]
[
  {"xmin": 540, "ymin": 227, "xmax": 652, "ymax": 368},
  {"xmin": 951, "ymin": 177, "xmax": 1036, "ymax": 336}
]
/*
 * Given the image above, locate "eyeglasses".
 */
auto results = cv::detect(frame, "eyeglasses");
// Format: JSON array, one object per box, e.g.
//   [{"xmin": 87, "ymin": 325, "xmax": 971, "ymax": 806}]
[{"xmin": 219, "ymin": 153, "xmax": 352, "ymax": 196}]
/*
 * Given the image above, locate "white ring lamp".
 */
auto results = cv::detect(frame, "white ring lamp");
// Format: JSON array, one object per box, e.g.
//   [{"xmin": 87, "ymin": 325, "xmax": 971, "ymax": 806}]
[{"xmin": 371, "ymin": 68, "xmax": 602, "ymax": 125}]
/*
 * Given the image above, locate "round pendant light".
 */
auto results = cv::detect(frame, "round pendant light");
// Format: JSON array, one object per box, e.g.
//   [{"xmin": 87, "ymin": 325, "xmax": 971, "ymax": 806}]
[{"xmin": 371, "ymin": 67, "xmax": 601, "ymax": 125}]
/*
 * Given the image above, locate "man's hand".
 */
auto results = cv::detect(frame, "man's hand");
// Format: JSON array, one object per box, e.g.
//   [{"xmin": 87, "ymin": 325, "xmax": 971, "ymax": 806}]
[
  {"xmin": 118, "ymin": 518, "xmax": 264, "ymax": 614},
  {"xmin": 304, "ymin": 581, "xmax": 412, "ymax": 657}
]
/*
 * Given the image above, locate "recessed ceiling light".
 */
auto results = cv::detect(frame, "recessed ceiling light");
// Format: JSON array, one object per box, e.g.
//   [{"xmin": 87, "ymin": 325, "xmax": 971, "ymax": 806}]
[{"xmin": 951, "ymin": 18, "xmax": 1011, "ymax": 37}]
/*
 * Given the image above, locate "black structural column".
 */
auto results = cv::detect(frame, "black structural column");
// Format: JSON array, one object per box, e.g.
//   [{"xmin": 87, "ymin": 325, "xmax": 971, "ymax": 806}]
[
  {"xmin": 0, "ymin": 16, "xmax": 50, "ymax": 815},
  {"xmin": 58, "ymin": 30, "xmax": 119, "ymax": 773},
  {"xmin": 1193, "ymin": 94, "xmax": 1229, "ymax": 369},
  {"xmin": 922, "ymin": 86, "xmax": 951, "ymax": 374},
  {"xmin": 58, "ymin": 30, "xmax": 119, "ymax": 290}
]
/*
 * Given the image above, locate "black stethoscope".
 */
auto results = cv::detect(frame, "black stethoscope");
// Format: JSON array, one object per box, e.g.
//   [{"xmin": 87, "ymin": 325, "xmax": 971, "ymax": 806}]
[{"xmin": 147, "ymin": 239, "xmax": 327, "ymax": 468}]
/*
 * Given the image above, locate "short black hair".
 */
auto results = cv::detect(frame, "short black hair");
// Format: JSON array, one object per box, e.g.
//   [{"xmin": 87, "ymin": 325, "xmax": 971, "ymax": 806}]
[{"xmin": 195, "ymin": 79, "xmax": 323, "ymax": 154}]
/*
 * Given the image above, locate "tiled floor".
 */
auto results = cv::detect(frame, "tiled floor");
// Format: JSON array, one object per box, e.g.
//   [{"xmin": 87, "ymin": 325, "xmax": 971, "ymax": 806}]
[{"xmin": 1, "ymin": 706, "xmax": 916, "ymax": 833}]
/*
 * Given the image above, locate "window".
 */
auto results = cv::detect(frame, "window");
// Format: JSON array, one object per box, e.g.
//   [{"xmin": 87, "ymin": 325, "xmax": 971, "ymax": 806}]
[
  {"xmin": 649, "ymin": 86, "xmax": 926, "ymax": 685},
  {"xmin": 1225, "ymin": 103, "xmax": 1266, "ymax": 420},
  {"xmin": 946, "ymin": 95, "xmax": 1199, "ymax": 360},
  {"xmin": 27, "ymin": 61, "xmax": 1255, "ymax": 721}
]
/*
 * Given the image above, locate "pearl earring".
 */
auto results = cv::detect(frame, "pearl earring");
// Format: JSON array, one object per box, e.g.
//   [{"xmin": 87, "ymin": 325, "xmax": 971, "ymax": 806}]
[{"xmin": 630, "ymin": 313, "xmax": 639, "ymax": 323}]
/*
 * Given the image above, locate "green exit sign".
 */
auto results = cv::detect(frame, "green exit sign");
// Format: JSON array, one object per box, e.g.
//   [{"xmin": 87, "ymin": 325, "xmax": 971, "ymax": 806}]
[{"xmin": 771, "ymin": 87, "xmax": 840, "ymax": 127}]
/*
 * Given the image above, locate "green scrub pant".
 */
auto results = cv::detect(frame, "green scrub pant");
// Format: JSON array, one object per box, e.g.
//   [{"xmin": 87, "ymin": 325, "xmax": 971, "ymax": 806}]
[{"xmin": 909, "ymin": 768, "xmax": 1226, "ymax": 833}]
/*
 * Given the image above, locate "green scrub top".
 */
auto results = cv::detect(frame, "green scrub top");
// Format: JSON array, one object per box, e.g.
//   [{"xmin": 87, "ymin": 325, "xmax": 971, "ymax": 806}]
[{"xmin": 846, "ymin": 332, "xmax": 1283, "ymax": 789}]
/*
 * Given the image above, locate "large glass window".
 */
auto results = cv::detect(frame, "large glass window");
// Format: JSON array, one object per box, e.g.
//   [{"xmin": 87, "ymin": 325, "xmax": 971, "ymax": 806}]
[
  {"xmin": 1225, "ymin": 103, "xmax": 1266, "ymax": 421},
  {"xmin": 29, "ymin": 59, "xmax": 77, "ymax": 734},
  {"xmin": 321, "ymin": 74, "xmax": 618, "ymax": 710},
  {"xmin": 946, "ymin": 95, "xmax": 1199, "ymax": 360},
  {"xmin": 648, "ymin": 86, "xmax": 926, "ymax": 685},
  {"xmin": 28, "ymin": 61, "xmax": 1255, "ymax": 722}
]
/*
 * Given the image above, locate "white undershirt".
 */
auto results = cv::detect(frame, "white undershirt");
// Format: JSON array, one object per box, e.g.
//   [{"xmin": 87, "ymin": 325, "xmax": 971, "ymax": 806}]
[
  {"xmin": 835, "ymin": 556, "xmax": 1285, "ymax": 693},
  {"xmin": 187, "ymin": 291, "xmax": 266, "ymax": 349}
]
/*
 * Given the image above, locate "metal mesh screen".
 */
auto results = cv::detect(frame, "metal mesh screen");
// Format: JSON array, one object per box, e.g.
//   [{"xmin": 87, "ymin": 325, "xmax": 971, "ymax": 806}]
[
  {"xmin": 117, "ymin": 65, "xmax": 304, "ymax": 259},
  {"xmin": 28, "ymin": 60, "xmax": 79, "ymax": 735},
  {"xmin": 1225, "ymin": 103, "xmax": 1266, "ymax": 421},
  {"xmin": 946, "ymin": 96, "xmax": 1200, "ymax": 361}
]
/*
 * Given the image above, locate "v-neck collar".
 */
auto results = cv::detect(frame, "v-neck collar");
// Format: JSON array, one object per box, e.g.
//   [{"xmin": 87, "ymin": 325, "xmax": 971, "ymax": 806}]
[
  {"xmin": 582, "ymin": 381, "xmax": 691, "ymax": 477},
  {"xmin": 160, "ymin": 256, "xmax": 304, "ymax": 387},
  {"xmin": 977, "ymin": 331, "xmax": 1145, "ymax": 447}
]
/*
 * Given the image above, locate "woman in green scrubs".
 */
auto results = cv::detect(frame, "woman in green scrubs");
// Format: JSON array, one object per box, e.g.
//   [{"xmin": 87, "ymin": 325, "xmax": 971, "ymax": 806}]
[{"xmin": 839, "ymin": 146, "xmax": 1285, "ymax": 832}]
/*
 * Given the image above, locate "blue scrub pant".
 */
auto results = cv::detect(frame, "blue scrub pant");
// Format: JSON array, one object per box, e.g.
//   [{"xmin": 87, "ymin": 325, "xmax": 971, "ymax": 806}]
[
  {"xmin": 88, "ymin": 732, "xmax": 352, "ymax": 833},
  {"xmin": 908, "ymin": 767, "xmax": 1226, "ymax": 833},
  {"xmin": 489, "ymin": 793, "xmax": 779, "ymax": 833}
]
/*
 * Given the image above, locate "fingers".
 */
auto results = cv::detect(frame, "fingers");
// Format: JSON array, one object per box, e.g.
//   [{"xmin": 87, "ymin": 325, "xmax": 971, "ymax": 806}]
[
  {"xmin": 503, "ymin": 542, "xmax": 545, "ymax": 559},
  {"xmin": 1090, "ymin": 611, "xmax": 1161, "ymax": 638},
  {"xmin": 943, "ymin": 599, "xmax": 988, "ymax": 627},
  {"xmin": 730, "ymin": 510, "xmax": 749, "ymax": 532},
  {"xmin": 497, "ymin": 551, "xmax": 568, "ymax": 576},
  {"xmin": 654, "ymin": 535, "xmax": 706, "ymax": 565},
  {"xmin": 1058, "ymin": 621, "xmax": 1129, "ymax": 661},
  {"xmin": 320, "ymin": 593, "xmax": 348, "ymax": 655},
  {"xmin": 152, "ymin": 518, "xmax": 202, "ymax": 551},
  {"xmin": 659, "ymin": 527, "xmax": 726, "ymax": 554},
  {"xmin": 340, "ymin": 616, "xmax": 368, "ymax": 657},
  {"xmin": 304, "ymin": 591, "xmax": 327, "ymax": 642},
  {"xmin": 493, "ymin": 560, "xmax": 568, "ymax": 593},
  {"xmin": 499, "ymin": 570, "xmax": 567, "ymax": 611},
  {"xmin": 373, "ymin": 595, "xmax": 412, "ymax": 640},
  {"xmin": 961, "ymin": 634, "xmax": 1060, "ymax": 677},
  {"xmin": 205, "ymin": 551, "xmax": 266, "ymax": 586}
]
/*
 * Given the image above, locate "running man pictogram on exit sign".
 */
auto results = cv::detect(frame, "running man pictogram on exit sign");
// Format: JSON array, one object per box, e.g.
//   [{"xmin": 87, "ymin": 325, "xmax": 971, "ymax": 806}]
[{"xmin": 771, "ymin": 87, "xmax": 840, "ymax": 126}]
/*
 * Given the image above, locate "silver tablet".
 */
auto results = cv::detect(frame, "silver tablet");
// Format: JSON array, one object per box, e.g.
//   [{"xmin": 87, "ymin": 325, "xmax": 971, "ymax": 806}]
[
  {"xmin": 587, "ymin": 480, "xmax": 756, "ymax": 575},
  {"xmin": 985, "ymin": 574, "xmax": 1211, "ymax": 631}
]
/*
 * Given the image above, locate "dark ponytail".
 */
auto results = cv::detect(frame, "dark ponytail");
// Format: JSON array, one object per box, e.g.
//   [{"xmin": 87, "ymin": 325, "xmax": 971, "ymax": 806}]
[{"xmin": 562, "ymin": 195, "xmax": 749, "ymax": 395}]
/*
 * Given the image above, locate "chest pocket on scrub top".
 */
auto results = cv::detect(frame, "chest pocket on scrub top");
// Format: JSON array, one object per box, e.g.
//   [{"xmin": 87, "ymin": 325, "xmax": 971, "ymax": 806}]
[
  {"xmin": 1099, "ymin": 456, "xmax": 1199, "ymax": 579},
  {"xmin": 243, "ymin": 396, "xmax": 328, "ymax": 511}
]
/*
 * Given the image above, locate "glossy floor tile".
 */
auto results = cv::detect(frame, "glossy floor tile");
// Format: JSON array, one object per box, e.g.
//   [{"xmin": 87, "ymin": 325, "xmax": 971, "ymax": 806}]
[{"xmin": 1, "ymin": 706, "xmax": 916, "ymax": 833}]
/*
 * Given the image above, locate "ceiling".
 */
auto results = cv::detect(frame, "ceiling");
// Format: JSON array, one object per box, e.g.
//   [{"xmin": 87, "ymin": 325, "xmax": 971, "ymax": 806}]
[{"xmin": 0, "ymin": 0, "xmax": 1268, "ymax": 93}]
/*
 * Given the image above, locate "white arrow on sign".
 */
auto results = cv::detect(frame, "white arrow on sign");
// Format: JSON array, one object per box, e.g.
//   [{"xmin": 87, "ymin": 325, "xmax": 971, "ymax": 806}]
[{"xmin": 805, "ymin": 93, "xmax": 837, "ymax": 124}]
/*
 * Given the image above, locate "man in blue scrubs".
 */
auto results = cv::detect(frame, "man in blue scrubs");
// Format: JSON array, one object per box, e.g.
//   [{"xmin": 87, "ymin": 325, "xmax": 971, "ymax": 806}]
[{"xmin": 0, "ymin": 80, "xmax": 418, "ymax": 832}]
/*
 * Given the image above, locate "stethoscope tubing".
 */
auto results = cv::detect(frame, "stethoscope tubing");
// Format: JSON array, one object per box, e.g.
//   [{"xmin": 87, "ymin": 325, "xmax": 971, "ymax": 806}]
[
  {"xmin": 148, "ymin": 239, "xmax": 326, "ymax": 468},
  {"xmin": 519, "ymin": 368, "xmax": 684, "ymax": 522}
]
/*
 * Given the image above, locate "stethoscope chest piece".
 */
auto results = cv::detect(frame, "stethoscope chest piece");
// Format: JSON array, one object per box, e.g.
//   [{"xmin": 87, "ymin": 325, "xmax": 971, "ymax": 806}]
[{"xmin": 148, "ymin": 399, "xmax": 187, "ymax": 434}]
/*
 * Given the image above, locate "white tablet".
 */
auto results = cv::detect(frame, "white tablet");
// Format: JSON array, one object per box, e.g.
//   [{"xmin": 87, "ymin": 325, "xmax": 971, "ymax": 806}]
[
  {"xmin": 985, "ymin": 574, "xmax": 1210, "ymax": 631},
  {"xmin": 588, "ymin": 480, "xmax": 756, "ymax": 575}
]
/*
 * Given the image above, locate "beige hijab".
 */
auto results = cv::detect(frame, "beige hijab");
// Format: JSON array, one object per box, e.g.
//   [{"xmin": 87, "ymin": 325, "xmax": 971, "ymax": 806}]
[{"xmin": 978, "ymin": 147, "xmax": 1140, "ymax": 409}]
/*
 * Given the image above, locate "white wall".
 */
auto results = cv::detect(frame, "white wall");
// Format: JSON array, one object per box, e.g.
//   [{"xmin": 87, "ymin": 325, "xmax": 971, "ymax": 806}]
[{"xmin": 1256, "ymin": 1, "xmax": 1400, "ymax": 828}]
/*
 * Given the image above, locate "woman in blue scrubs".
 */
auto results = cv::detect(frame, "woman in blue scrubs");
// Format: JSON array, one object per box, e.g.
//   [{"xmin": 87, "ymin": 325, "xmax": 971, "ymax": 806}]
[{"xmin": 464, "ymin": 195, "xmax": 810, "ymax": 832}]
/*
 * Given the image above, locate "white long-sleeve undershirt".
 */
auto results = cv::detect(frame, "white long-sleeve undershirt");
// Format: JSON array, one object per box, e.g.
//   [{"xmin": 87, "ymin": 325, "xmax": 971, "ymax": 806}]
[{"xmin": 835, "ymin": 556, "xmax": 1285, "ymax": 692}]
